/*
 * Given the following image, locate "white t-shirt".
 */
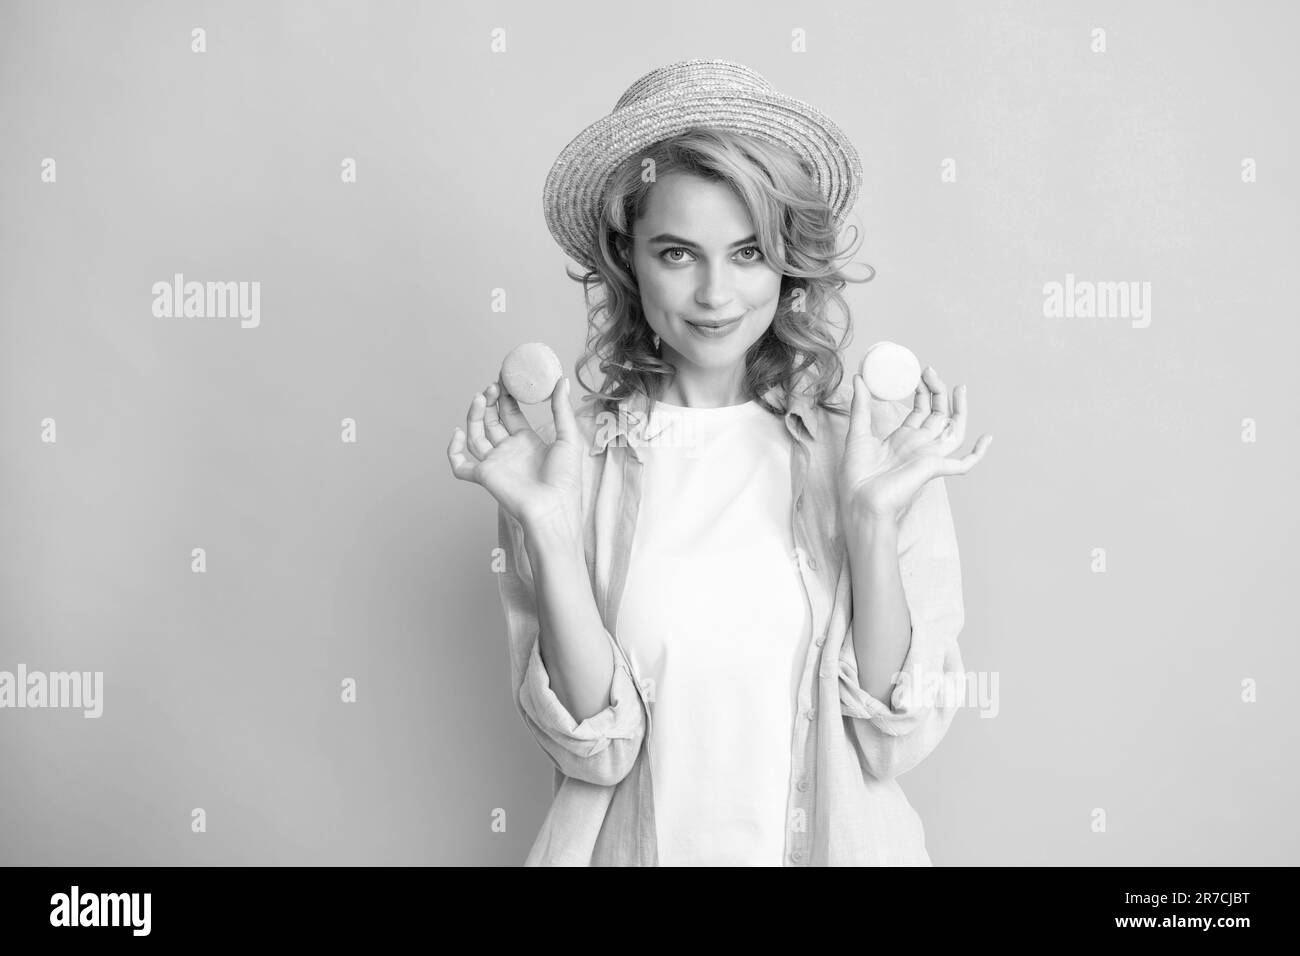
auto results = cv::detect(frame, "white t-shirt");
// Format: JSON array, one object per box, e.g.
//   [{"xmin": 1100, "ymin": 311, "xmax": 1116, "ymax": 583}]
[{"xmin": 615, "ymin": 397, "xmax": 813, "ymax": 866}]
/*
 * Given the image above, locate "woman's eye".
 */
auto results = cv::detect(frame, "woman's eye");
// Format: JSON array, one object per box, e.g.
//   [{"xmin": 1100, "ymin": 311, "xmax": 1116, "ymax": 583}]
[{"xmin": 658, "ymin": 246, "xmax": 764, "ymax": 263}]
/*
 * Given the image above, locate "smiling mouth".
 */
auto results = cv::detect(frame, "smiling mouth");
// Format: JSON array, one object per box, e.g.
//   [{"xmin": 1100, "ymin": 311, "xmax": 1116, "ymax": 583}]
[{"xmin": 687, "ymin": 316, "xmax": 743, "ymax": 329}]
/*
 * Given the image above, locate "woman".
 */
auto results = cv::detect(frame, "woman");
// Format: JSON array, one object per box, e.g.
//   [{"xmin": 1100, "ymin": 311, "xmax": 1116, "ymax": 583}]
[{"xmin": 448, "ymin": 59, "xmax": 992, "ymax": 865}]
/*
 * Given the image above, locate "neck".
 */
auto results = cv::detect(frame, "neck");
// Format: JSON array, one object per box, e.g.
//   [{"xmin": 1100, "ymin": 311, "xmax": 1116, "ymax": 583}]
[{"xmin": 659, "ymin": 364, "xmax": 748, "ymax": 408}]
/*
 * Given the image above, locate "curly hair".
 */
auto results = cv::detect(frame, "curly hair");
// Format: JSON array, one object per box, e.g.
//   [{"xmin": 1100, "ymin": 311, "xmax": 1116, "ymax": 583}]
[{"xmin": 562, "ymin": 126, "xmax": 874, "ymax": 425}]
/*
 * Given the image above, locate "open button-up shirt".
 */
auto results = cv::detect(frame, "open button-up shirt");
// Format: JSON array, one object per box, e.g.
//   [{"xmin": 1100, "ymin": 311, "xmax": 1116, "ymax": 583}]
[{"xmin": 495, "ymin": 374, "xmax": 967, "ymax": 866}]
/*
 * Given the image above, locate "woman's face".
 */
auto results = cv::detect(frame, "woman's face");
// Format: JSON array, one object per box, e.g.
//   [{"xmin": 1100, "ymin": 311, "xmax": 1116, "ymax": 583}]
[{"xmin": 629, "ymin": 172, "xmax": 784, "ymax": 376}]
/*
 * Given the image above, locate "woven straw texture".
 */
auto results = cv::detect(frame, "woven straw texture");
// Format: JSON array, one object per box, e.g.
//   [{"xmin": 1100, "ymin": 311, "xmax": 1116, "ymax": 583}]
[{"xmin": 542, "ymin": 58, "xmax": 863, "ymax": 266}]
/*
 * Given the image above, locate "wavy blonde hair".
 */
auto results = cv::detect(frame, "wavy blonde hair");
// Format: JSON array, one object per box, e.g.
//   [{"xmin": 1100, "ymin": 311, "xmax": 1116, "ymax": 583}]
[{"xmin": 564, "ymin": 126, "xmax": 874, "ymax": 424}]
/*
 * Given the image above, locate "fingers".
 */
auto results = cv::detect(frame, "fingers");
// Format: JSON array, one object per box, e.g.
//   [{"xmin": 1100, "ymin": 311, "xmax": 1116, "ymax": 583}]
[
  {"xmin": 888, "ymin": 364, "xmax": 987, "ymax": 478},
  {"xmin": 496, "ymin": 379, "xmax": 531, "ymax": 435},
  {"xmin": 849, "ymin": 374, "xmax": 869, "ymax": 438},
  {"xmin": 936, "ymin": 434, "xmax": 994, "ymax": 476},
  {"xmin": 464, "ymin": 391, "xmax": 494, "ymax": 460},
  {"xmin": 919, "ymin": 367, "xmax": 950, "ymax": 435},
  {"xmin": 483, "ymin": 383, "xmax": 510, "ymax": 444},
  {"xmin": 852, "ymin": 374, "xmax": 896, "ymax": 439},
  {"xmin": 901, "ymin": 379, "xmax": 932, "ymax": 429},
  {"xmin": 923, "ymin": 366, "xmax": 949, "ymax": 417},
  {"xmin": 947, "ymin": 382, "xmax": 968, "ymax": 444},
  {"xmin": 449, "ymin": 377, "xmax": 533, "ymax": 483},
  {"xmin": 447, "ymin": 426, "xmax": 479, "ymax": 481},
  {"xmin": 550, "ymin": 375, "xmax": 579, "ymax": 444},
  {"xmin": 466, "ymin": 380, "xmax": 517, "ymax": 459}
]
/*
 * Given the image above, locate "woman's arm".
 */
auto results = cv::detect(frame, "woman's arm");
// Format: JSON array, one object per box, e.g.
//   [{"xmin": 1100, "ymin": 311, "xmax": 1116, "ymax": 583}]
[
  {"xmin": 523, "ymin": 512, "xmax": 618, "ymax": 723},
  {"xmin": 497, "ymin": 498, "xmax": 644, "ymax": 788},
  {"xmin": 833, "ymin": 370, "xmax": 980, "ymax": 781},
  {"xmin": 837, "ymin": 474, "xmax": 966, "ymax": 782},
  {"xmin": 459, "ymin": 379, "xmax": 645, "ymax": 787},
  {"xmin": 843, "ymin": 513, "xmax": 910, "ymax": 705}
]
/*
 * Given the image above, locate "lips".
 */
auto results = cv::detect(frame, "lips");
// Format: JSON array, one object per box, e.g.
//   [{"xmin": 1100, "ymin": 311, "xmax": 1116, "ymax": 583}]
[{"xmin": 687, "ymin": 316, "xmax": 743, "ymax": 329}]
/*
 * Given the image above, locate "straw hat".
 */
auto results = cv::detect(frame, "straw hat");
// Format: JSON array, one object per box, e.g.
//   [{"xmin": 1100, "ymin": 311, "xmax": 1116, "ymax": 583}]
[{"xmin": 542, "ymin": 58, "xmax": 863, "ymax": 267}]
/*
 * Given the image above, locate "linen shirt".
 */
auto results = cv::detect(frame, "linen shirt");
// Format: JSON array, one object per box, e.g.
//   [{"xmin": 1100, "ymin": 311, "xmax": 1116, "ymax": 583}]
[{"xmin": 494, "ymin": 373, "xmax": 967, "ymax": 866}]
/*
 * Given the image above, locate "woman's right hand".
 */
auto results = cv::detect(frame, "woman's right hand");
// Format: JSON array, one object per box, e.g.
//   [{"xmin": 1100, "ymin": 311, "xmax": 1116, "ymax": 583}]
[{"xmin": 447, "ymin": 376, "xmax": 583, "ymax": 538}]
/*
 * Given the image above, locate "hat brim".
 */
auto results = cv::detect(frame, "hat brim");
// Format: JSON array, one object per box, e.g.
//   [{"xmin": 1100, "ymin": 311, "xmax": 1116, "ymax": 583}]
[{"xmin": 543, "ymin": 88, "xmax": 863, "ymax": 267}]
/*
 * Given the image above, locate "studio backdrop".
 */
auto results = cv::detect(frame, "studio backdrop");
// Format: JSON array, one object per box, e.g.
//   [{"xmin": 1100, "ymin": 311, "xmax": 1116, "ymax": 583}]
[{"xmin": 1, "ymin": 0, "xmax": 1296, "ymax": 865}]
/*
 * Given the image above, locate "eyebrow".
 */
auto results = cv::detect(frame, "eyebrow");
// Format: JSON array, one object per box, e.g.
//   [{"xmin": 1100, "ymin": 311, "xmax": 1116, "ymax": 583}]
[{"xmin": 647, "ymin": 233, "xmax": 758, "ymax": 248}]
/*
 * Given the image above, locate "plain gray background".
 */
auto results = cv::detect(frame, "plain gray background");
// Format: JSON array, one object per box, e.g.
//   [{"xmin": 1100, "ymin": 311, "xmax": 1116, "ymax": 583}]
[{"xmin": 2, "ymin": 0, "xmax": 1296, "ymax": 865}]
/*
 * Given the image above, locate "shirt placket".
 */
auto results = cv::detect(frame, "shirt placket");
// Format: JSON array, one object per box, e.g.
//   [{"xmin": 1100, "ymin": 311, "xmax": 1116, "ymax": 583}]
[
  {"xmin": 601, "ymin": 416, "xmax": 658, "ymax": 866},
  {"xmin": 784, "ymin": 414, "xmax": 822, "ymax": 866}
]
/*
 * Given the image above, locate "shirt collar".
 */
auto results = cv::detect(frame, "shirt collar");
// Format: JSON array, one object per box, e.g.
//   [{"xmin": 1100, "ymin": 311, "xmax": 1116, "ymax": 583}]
[{"xmin": 588, "ymin": 374, "xmax": 821, "ymax": 456}]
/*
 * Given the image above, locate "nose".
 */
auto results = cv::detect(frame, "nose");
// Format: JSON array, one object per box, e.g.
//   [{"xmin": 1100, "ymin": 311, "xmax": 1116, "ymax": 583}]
[{"xmin": 694, "ymin": 260, "xmax": 735, "ymax": 311}]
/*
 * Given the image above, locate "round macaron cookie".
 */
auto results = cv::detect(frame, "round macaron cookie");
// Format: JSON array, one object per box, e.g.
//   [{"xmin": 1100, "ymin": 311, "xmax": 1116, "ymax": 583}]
[
  {"xmin": 500, "ymin": 342, "xmax": 564, "ymax": 405},
  {"xmin": 859, "ymin": 341, "xmax": 922, "ymax": 402}
]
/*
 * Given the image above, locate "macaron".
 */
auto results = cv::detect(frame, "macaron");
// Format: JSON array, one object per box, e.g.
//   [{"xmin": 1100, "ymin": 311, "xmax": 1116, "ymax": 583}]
[
  {"xmin": 500, "ymin": 342, "xmax": 564, "ymax": 404},
  {"xmin": 859, "ymin": 341, "xmax": 921, "ymax": 402}
]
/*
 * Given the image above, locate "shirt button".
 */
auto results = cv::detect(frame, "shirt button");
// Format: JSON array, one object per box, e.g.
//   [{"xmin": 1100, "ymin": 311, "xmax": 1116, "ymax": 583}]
[
  {"xmin": 790, "ymin": 849, "xmax": 804, "ymax": 864},
  {"xmin": 805, "ymin": 708, "xmax": 817, "ymax": 721},
  {"xmin": 808, "ymin": 556, "xmax": 818, "ymax": 571},
  {"xmin": 815, "ymin": 631, "xmax": 826, "ymax": 647},
  {"xmin": 796, "ymin": 777, "xmax": 810, "ymax": 792},
  {"xmin": 795, "ymin": 495, "xmax": 803, "ymax": 511}
]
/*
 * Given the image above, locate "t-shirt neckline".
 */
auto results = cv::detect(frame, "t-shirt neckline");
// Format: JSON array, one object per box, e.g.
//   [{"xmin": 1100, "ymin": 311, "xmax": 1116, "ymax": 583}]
[{"xmin": 651, "ymin": 398, "xmax": 759, "ymax": 412}]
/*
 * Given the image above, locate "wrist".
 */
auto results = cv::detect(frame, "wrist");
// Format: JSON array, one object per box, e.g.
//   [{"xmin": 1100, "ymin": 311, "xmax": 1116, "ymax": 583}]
[
  {"xmin": 522, "ymin": 510, "xmax": 585, "ymax": 565},
  {"xmin": 842, "ymin": 506, "xmax": 899, "ymax": 543}
]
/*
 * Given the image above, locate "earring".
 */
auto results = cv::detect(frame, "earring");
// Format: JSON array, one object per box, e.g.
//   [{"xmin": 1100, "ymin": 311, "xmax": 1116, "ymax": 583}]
[{"xmin": 652, "ymin": 333, "xmax": 661, "ymax": 350}]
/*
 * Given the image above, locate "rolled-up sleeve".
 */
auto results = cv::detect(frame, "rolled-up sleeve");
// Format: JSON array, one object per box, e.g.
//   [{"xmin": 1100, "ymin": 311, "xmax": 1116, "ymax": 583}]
[
  {"xmin": 496, "ymin": 503, "xmax": 646, "ymax": 787},
  {"xmin": 838, "ymin": 473, "xmax": 966, "ymax": 781}
]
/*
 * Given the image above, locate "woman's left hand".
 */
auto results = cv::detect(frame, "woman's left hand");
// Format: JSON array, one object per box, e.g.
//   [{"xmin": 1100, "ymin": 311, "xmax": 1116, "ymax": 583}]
[{"xmin": 837, "ymin": 366, "xmax": 993, "ymax": 526}]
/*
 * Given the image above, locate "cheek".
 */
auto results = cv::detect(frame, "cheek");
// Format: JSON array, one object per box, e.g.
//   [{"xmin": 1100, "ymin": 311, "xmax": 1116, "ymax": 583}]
[
  {"xmin": 743, "ymin": 271, "xmax": 784, "ymax": 310},
  {"xmin": 641, "ymin": 272, "xmax": 691, "ymax": 311}
]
